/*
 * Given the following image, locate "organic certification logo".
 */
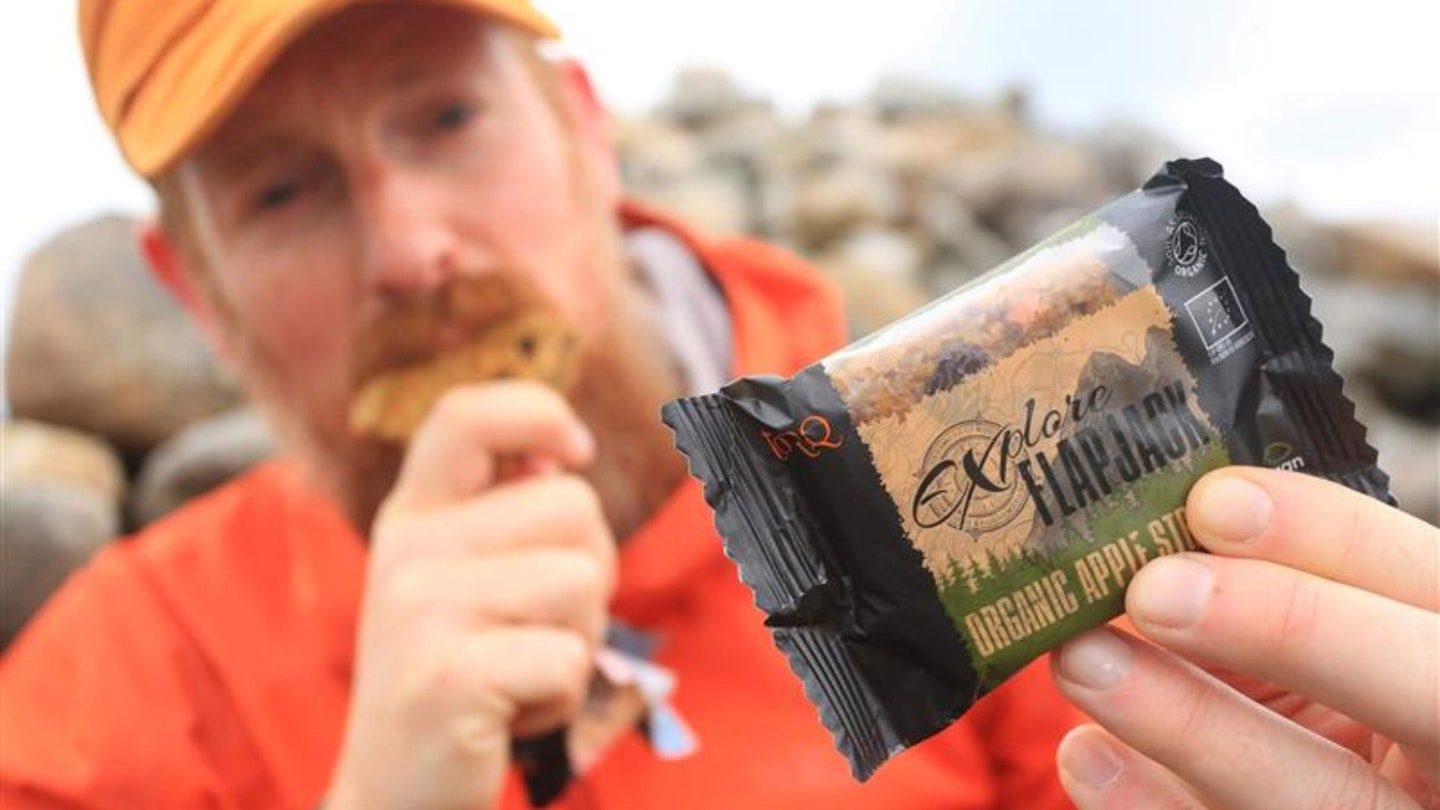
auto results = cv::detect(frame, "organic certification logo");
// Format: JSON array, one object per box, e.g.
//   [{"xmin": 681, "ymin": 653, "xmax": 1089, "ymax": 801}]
[{"xmin": 1166, "ymin": 211, "xmax": 1210, "ymax": 278}]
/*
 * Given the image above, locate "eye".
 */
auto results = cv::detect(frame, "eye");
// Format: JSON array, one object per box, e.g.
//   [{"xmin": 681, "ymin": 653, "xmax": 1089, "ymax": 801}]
[
  {"xmin": 434, "ymin": 101, "xmax": 476, "ymax": 131},
  {"xmin": 255, "ymin": 181, "xmax": 300, "ymax": 211}
]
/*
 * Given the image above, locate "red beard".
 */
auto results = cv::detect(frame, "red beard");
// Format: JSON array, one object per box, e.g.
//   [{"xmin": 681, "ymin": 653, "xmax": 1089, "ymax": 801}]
[{"xmin": 334, "ymin": 272, "xmax": 687, "ymax": 540}]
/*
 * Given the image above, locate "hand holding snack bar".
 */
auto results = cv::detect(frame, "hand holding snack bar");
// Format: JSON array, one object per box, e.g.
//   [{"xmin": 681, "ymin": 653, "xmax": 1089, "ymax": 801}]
[
  {"xmin": 1053, "ymin": 467, "xmax": 1440, "ymax": 809},
  {"xmin": 664, "ymin": 159, "xmax": 1402, "ymax": 784},
  {"xmin": 327, "ymin": 382, "xmax": 613, "ymax": 810}
]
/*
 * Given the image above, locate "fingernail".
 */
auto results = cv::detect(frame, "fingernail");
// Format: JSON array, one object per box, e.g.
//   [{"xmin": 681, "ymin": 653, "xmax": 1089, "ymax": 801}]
[
  {"xmin": 1061, "ymin": 729, "xmax": 1123, "ymax": 790},
  {"xmin": 1130, "ymin": 555, "xmax": 1213, "ymax": 630},
  {"xmin": 1190, "ymin": 475, "xmax": 1273, "ymax": 545},
  {"xmin": 1056, "ymin": 629, "xmax": 1131, "ymax": 691}
]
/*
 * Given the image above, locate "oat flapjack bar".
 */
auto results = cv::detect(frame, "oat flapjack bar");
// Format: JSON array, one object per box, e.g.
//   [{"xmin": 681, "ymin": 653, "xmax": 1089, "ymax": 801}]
[
  {"xmin": 662, "ymin": 158, "xmax": 1393, "ymax": 780},
  {"xmin": 350, "ymin": 307, "xmax": 580, "ymax": 443}
]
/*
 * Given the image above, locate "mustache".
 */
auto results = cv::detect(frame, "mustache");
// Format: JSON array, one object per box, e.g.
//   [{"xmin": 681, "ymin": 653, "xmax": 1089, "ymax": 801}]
[{"xmin": 352, "ymin": 274, "xmax": 554, "ymax": 383}]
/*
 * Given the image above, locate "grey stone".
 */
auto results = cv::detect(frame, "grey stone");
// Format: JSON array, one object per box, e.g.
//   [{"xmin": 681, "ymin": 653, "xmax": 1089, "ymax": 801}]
[
  {"xmin": 780, "ymin": 108, "xmax": 886, "ymax": 174},
  {"xmin": 6, "ymin": 215, "xmax": 243, "ymax": 458},
  {"xmin": 866, "ymin": 75, "xmax": 970, "ymax": 122},
  {"xmin": 937, "ymin": 137, "xmax": 1112, "ymax": 244},
  {"xmin": 1264, "ymin": 203, "xmax": 1341, "ymax": 278},
  {"xmin": 1305, "ymin": 277, "xmax": 1439, "ymax": 395},
  {"xmin": 788, "ymin": 165, "xmax": 901, "ymax": 250},
  {"xmin": 637, "ymin": 169, "xmax": 751, "ymax": 237},
  {"xmin": 658, "ymin": 67, "xmax": 750, "ymax": 130},
  {"xmin": 917, "ymin": 189, "xmax": 1020, "ymax": 276},
  {"xmin": 1325, "ymin": 221, "xmax": 1439, "ymax": 287},
  {"xmin": 1347, "ymin": 389, "xmax": 1440, "ymax": 527},
  {"xmin": 814, "ymin": 229, "xmax": 930, "ymax": 338},
  {"xmin": 615, "ymin": 116, "xmax": 703, "ymax": 193},
  {"xmin": 1, "ymin": 420, "xmax": 126, "ymax": 506},
  {"xmin": 131, "ymin": 408, "xmax": 273, "ymax": 526},
  {"xmin": 1082, "ymin": 120, "xmax": 1182, "ymax": 191},
  {"xmin": 697, "ymin": 102, "xmax": 783, "ymax": 167},
  {"xmin": 1, "ymin": 484, "xmax": 117, "ymax": 649}
]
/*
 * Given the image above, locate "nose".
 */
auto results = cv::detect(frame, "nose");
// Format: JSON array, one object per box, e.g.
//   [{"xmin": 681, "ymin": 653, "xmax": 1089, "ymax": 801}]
[{"xmin": 354, "ymin": 165, "xmax": 464, "ymax": 299}]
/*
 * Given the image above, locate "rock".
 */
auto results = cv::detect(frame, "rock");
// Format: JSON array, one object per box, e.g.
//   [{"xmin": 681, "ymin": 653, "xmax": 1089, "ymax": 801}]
[
  {"xmin": 1263, "ymin": 202, "xmax": 1341, "ymax": 278},
  {"xmin": 1346, "ymin": 389, "xmax": 1440, "ymax": 527},
  {"xmin": 1325, "ymin": 221, "xmax": 1439, "ymax": 287},
  {"xmin": 1082, "ymin": 120, "xmax": 1182, "ymax": 191},
  {"xmin": 788, "ymin": 165, "xmax": 901, "ymax": 250},
  {"xmin": 614, "ymin": 116, "xmax": 703, "ymax": 192},
  {"xmin": 826, "ymin": 228, "xmax": 925, "ymax": 285},
  {"xmin": 937, "ymin": 137, "xmax": 1112, "ymax": 244},
  {"xmin": 917, "ymin": 189, "xmax": 1020, "ymax": 279},
  {"xmin": 876, "ymin": 110, "xmax": 1024, "ymax": 181},
  {"xmin": 1, "ymin": 420, "xmax": 126, "ymax": 506},
  {"xmin": 658, "ymin": 67, "xmax": 750, "ymax": 130},
  {"xmin": 775, "ymin": 107, "xmax": 886, "ymax": 175},
  {"xmin": 814, "ymin": 229, "xmax": 930, "ymax": 337},
  {"xmin": 1358, "ymin": 336, "xmax": 1440, "ymax": 425},
  {"xmin": 866, "ymin": 75, "xmax": 970, "ymax": 122},
  {"xmin": 131, "ymin": 408, "xmax": 273, "ymax": 526},
  {"xmin": 6, "ymin": 215, "xmax": 243, "ymax": 458},
  {"xmin": 0, "ymin": 484, "xmax": 118, "ymax": 649},
  {"xmin": 637, "ymin": 169, "xmax": 751, "ymax": 237},
  {"xmin": 1304, "ymin": 277, "xmax": 1439, "ymax": 406},
  {"xmin": 697, "ymin": 102, "xmax": 783, "ymax": 167}
]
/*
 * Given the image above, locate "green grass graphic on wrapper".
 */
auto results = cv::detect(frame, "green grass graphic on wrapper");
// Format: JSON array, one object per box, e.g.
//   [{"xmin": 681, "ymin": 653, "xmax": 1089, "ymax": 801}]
[{"xmin": 935, "ymin": 440, "xmax": 1231, "ymax": 689}]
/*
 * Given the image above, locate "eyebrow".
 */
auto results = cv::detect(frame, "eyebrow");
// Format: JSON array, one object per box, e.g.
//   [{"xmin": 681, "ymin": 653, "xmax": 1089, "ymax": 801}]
[{"xmin": 201, "ymin": 131, "xmax": 311, "ymax": 188}]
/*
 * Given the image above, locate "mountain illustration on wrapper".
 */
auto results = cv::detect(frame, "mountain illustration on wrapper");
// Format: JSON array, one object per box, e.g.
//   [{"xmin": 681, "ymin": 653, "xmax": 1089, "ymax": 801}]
[{"xmin": 921, "ymin": 315, "xmax": 1226, "ymax": 680}]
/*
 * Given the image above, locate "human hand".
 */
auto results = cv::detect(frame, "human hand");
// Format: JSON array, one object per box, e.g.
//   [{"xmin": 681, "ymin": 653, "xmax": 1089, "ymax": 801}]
[
  {"xmin": 326, "ymin": 382, "xmax": 615, "ymax": 810},
  {"xmin": 1051, "ymin": 467, "xmax": 1440, "ymax": 809}
]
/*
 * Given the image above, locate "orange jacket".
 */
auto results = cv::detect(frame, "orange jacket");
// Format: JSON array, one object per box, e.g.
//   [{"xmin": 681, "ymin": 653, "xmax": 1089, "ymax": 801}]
[{"xmin": 0, "ymin": 206, "xmax": 1082, "ymax": 809}]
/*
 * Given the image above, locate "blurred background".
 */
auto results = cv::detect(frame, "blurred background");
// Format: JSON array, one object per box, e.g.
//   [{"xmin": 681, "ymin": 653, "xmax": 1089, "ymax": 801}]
[{"xmin": 2, "ymin": 2, "xmax": 1437, "ymax": 645}]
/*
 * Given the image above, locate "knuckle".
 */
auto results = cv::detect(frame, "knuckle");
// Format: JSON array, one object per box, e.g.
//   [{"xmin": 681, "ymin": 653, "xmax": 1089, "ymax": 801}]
[
  {"xmin": 553, "ymin": 552, "xmax": 606, "ymax": 606},
  {"xmin": 1337, "ymin": 498, "xmax": 1372, "ymax": 574},
  {"xmin": 398, "ymin": 642, "xmax": 464, "ymax": 707},
  {"xmin": 552, "ymin": 476, "xmax": 605, "ymax": 529},
  {"xmin": 554, "ymin": 633, "xmax": 593, "ymax": 696},
  {"xmin": 1169, "ymin": 681, "xmax": 1221, "ymax": 743},
  {"xmin": 448, "ymin": 710, "xmax": 507, "ymax": 760},
  {"xmin": 1272, "ymin": 574, "xmax": 1324, "ymax": 650}
]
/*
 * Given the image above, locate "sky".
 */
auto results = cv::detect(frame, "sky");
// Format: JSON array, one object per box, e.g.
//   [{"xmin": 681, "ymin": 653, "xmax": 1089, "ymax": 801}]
[{"xmin": 2, "ymin": 1, "xmax": 1437, "ymax": 404}]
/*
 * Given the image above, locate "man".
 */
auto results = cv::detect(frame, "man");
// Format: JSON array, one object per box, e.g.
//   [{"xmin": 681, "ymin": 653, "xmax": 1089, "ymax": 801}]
[
  {"xmin": 1, "ymin": 1, "xmax": 1080, "ymax": 807},
  {"xmin": 5, "ymin": 2, "xmax": 1438, "ymax": 809}
]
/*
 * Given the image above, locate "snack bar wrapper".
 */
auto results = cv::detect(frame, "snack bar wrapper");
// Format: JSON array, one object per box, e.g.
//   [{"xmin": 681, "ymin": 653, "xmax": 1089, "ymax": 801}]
[{"xmin": 660, "ymin": 158, "xmax": 1393, "ymax": 779}]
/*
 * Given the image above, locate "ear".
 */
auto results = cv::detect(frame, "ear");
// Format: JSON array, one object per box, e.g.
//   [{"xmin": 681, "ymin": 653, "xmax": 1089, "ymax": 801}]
[
  {"xmin": 552, "ymin": 58, "xmax": 621, "ymax": 205},
  {"xmin": 138, "ymin": 220, "xmax": 235, "ymax": 365}
]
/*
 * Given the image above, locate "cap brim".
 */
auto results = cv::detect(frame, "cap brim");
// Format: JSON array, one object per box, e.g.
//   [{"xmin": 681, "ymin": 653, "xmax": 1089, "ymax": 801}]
[{"xmin": 121, "ymin": 0, "xmax": 559, "ymax": 176}]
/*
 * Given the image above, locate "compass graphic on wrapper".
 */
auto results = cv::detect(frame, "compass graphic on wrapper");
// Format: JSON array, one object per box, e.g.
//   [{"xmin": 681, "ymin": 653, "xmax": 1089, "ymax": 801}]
[{"xmin": 914, "ymin": 420, "xmax": 1031, "ymax": 537}]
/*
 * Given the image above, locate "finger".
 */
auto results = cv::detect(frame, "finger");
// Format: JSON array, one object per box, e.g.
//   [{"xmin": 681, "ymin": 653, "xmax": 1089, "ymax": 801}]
[
  {"xmin": 389, "ymin": 382, "xmax": 595, "ymax": 512},
  {"xmin": 379, "ymin": 474, "xmax": 616, "ymax": 589},
  {"xmin": 1127, "ymin": 552, "xmax": 1440, "ymax": 752},
  {"xmin": 1057, "ymin": 725, "xmax": 1207, "ymax": 810},
  {"xmin": 465, "ymin": 628, "xmax": 594, "ymax": 738},
  {"xmin": 1187, "ymin": 467, "xmax": 1440, "ymax": 611},
  {"xmin": 387, "ymin": 552, "xmax": 611, "ymax": 648},
  {"xmin": 404, "ymin": 626, "xmax": 592, "ymax": 759},
  {"xmin": 1052, "ymin": 627, "xmax": 1419, "ymax": 810}
]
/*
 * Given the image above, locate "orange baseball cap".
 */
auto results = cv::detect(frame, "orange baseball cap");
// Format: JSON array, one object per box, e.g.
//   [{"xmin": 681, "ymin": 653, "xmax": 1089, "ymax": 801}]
[{"xmin": 80, "ymin": 0, "xmax": 560, "ymax": 177}]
